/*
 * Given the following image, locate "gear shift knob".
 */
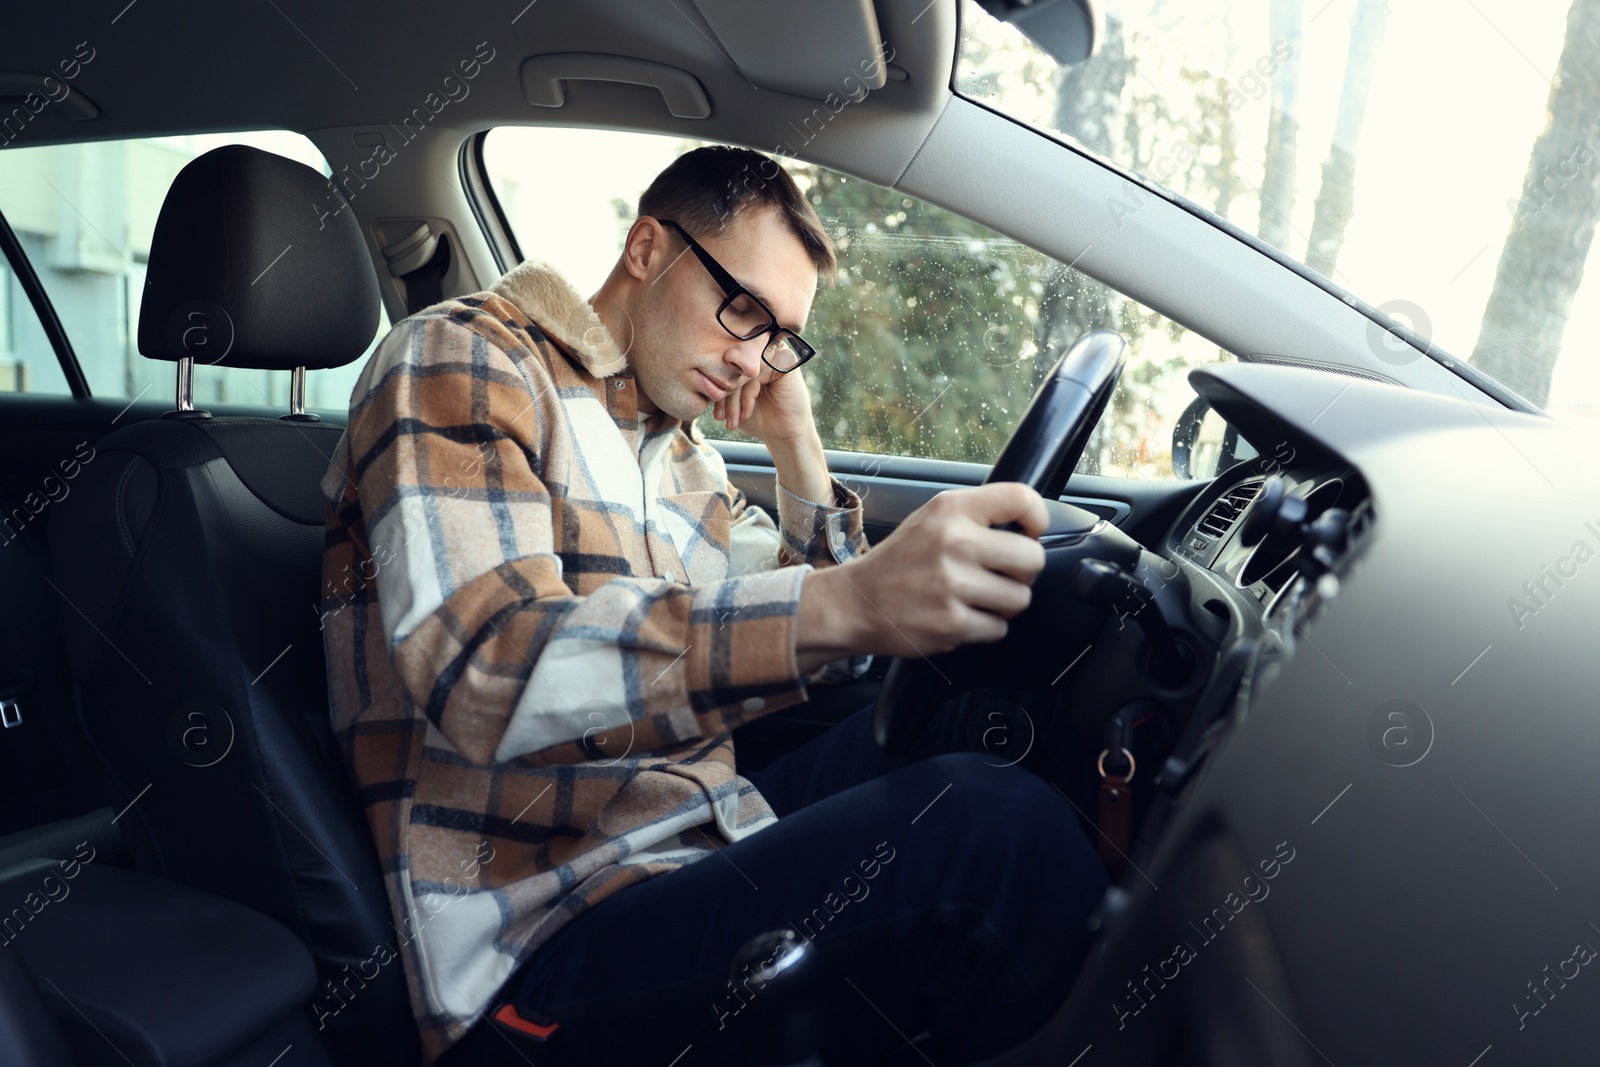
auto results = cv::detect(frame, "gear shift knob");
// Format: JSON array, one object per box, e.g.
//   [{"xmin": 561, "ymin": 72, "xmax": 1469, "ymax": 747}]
[{"xmin": 725, "ymin": 928, "xmax": 825, "ymax": 1066}]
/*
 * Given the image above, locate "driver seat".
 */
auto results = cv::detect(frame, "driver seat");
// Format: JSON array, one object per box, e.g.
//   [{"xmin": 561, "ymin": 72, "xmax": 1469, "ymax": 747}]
[{"xmin": 46, "ymin": 146, "xmax": 420, "ymax": 1067}]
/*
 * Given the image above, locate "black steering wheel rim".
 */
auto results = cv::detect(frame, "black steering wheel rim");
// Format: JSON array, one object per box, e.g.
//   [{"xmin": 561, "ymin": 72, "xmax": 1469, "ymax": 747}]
[
  {"xmin": 985, "ymin": 330, "xmax": 1130, "ymax": 491},
  {"xmin": 870, "ymin": 329, "xmax": 1129, "ymax": 754}
]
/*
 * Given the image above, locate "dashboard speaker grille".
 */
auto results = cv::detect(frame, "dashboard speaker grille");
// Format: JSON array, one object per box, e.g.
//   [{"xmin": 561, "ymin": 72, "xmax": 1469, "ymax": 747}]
[{"xmin": 1248, "ymin": 356, "xmax": 1398, "ymax": 385}]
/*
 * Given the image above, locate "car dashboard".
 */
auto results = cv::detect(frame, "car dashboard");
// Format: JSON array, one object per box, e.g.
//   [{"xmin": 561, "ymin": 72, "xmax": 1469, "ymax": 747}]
[
  {"xmin": 1171, "ymin": 462, "xmax": 1375, "ymax": 625},
  {"xmin": 1017, "ymin": 357, "xmax": 1600, "ymax": 1065}
]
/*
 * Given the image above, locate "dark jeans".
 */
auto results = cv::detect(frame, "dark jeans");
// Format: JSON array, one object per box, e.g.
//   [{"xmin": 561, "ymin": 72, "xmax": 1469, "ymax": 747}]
[{"xmin": 440, "ymin": 690, "xmax": 1109, "ymax": 1066}]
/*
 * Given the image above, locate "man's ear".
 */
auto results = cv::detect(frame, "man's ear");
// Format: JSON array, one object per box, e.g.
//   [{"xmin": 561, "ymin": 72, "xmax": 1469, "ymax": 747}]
[{"xmin": 621, "ymin": 217, "xmax": 667, "ymax": 283}]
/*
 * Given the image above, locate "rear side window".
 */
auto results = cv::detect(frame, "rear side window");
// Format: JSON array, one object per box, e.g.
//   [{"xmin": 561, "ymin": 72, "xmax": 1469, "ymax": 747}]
[
  {"xmin": 0, "ymin": 237, "xmax": 69, "ymax": 395},
  {"xmin": 0, "ymin": 132, "xmax": 384, "ymax": 410}
]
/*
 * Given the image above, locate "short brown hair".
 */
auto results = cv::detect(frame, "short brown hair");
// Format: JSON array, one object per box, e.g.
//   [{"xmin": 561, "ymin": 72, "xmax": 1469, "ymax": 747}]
[{"xmin": 638, "ymin": 146, "xmax": 836, "ymax": 274}]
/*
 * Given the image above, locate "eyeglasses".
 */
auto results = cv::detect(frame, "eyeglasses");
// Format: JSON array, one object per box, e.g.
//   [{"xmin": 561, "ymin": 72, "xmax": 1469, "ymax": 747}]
[{"xmin": 656, "ymin": 218, "xmax": 816, "ymax": 373}]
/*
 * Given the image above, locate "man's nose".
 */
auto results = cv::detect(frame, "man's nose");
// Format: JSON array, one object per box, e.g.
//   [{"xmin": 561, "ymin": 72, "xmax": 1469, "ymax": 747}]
[{"xmin": 724, "ymin": 335, "xmax": 765, "ymax": 380}]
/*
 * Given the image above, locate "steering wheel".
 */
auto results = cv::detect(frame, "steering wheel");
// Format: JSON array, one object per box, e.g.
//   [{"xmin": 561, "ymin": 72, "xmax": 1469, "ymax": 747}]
[{"xmin": 871, "ymin": 329, "xmax": 1129, "ymax": 754}]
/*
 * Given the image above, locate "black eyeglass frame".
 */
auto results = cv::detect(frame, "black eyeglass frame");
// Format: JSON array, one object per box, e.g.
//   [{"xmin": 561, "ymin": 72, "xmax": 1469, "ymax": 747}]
[{"xmin": 656, "ymin": 218, "xmax": 817, "ymax": 373}]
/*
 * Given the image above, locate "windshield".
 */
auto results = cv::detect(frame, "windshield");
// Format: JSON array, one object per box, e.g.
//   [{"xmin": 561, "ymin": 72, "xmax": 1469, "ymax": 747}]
[{"xmin": 958, "ymin": 0, "xmax": 1600, "ymax": 419}]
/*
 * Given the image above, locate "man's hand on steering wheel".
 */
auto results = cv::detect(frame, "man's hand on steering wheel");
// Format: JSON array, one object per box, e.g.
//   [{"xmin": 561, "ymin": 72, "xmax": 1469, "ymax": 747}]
[
  {"xmin": 795, "ymin": 483, "xmax": 1050, "ymax": 673},
  {"xmin": 867, "ymin": 330, "xmax": 1130, "ymax": 752}
]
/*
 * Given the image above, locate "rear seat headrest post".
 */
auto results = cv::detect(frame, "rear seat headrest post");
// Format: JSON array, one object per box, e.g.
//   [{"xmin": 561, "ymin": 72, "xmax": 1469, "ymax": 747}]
[
  {"xmin": 282, "ymin": 366, "xmax": 320, "ymax": 423},
  {"xmin": 162, "ymin": 355, "xmax": 213, "ymax": 421}
]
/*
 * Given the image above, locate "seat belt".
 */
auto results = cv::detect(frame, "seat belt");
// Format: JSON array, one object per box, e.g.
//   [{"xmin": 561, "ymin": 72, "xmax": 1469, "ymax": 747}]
[
  {"xmin": 379, "ymin": 222, "xmax": 453, "ymax": 315},
  {"xmin": 399, "ymin": 235, "xmax": 451, "ymax": 315}
]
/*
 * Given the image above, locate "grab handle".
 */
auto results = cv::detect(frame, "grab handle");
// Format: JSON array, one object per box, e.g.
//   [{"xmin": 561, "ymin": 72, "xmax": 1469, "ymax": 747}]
[{"xmin": 520, "ymin": 53, "xmax": 711, "ymax": 119}]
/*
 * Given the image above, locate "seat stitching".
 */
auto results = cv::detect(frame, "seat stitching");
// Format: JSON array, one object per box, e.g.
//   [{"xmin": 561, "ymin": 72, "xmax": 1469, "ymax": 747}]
[{"xmin": 113, "ymin": 459, "xmax": 139, "ymax": 557}]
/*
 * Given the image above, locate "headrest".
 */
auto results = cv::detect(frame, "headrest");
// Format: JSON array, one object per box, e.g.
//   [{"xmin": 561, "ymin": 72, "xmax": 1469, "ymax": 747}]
[{"xmin": 137, "ymin": 145, "xmax": 380, "ymax": 371}]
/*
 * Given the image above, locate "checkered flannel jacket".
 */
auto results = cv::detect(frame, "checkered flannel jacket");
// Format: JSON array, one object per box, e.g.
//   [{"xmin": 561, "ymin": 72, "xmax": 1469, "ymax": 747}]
[{"xmin": 318, "ymin": 259, "xmax": 871, "ymax": 1062}]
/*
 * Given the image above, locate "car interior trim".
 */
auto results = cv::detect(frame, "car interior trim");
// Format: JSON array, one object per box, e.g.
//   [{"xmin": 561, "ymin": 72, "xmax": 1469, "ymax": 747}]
[
  {"xmin": 690, "ymin": 0, "xmax": 888, "ymax": 100},
  {"xmin": 460, "ymin": 132, "xmax": 523, "ymax": 274}
]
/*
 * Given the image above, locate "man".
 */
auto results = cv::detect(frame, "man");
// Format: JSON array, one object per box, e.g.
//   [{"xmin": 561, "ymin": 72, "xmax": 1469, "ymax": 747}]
[{"xmin": 321, "ymin": 146, "xmax": 1107, "ymax": 1066}]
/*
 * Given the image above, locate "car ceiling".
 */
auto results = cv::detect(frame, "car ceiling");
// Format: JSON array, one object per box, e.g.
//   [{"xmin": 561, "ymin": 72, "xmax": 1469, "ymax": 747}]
[{"xmin": 0, "ymin": 0, "xmax": 957, "ymax": 188}]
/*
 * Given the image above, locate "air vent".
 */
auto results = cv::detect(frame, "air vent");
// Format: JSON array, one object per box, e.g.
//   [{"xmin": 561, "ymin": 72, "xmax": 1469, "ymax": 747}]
[{"xmin": 1196, "ymin": 479, "xmax": 1264, "ymax": 540}]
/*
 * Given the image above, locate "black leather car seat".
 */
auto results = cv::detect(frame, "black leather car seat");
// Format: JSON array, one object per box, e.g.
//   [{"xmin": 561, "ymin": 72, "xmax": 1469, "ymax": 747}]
[
  {"xmin": 46, "ymin": 145, "xmax": 419, "ymax": 1067},
  {"xmin": 0, "ymin": 944, "xmax": 71, "ymax": 1067}
]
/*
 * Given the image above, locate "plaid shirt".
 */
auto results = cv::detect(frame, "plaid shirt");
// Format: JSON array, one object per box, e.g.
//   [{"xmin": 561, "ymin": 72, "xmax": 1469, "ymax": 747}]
[{"xmin": 319, "ymin": 259, "xmax": 870, "ymax": 1062}]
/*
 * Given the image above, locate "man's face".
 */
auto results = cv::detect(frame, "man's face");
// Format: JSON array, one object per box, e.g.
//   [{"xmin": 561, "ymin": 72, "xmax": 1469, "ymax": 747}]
[{"xmin": 625, "ymin": 206, "xmax": 818, "ymax": 422}]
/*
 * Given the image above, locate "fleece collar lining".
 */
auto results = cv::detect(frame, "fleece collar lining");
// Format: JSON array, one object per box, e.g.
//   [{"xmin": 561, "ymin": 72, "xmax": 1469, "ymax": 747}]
[{"xmin": 489, "ymin": 259, "xmax": 629, "ymax": 378}]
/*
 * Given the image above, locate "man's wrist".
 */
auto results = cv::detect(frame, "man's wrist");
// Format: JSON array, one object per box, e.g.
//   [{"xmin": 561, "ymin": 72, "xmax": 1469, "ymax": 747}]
[
  {"xmin": 796, "ymin": 565, "xmax": 867, "ymax": 674},
  {"xmin": 767, "ymin": 428, "xmax": 834, "ymax": 508}
]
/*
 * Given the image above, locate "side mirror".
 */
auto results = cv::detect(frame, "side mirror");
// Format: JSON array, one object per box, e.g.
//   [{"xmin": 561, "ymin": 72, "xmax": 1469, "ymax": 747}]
[
  {"xmin": 1171, "ymin": 396, "xmax": 1251, "ymax": 480},
  {"xmin": 976, "ymin": 0, "xmax": 1103, "ymax": 65}
]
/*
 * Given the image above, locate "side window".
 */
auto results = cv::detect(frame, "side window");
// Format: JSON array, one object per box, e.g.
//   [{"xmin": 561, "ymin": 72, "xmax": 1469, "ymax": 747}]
[
  {"xmin": 0, "ymin": 132, "xmax": 384, "ymax": 411},
  {"xmin": 483, "ymin": 127, "xmax": 1230, "ymax": 479},
  {"xmin": 0, "ymin": 241, "xmax": 71, "ymax": 395}
]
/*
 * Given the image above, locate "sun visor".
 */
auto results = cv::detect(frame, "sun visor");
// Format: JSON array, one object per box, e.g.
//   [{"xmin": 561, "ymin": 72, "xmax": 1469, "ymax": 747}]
[{"xmin": 691, "ymin": 0, "xmax": 888, "ymax": 100}]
